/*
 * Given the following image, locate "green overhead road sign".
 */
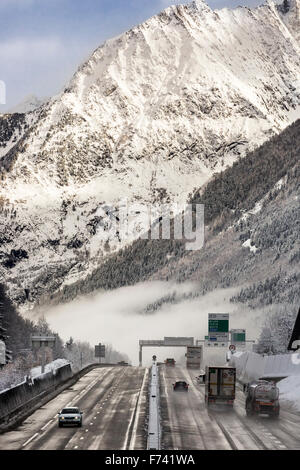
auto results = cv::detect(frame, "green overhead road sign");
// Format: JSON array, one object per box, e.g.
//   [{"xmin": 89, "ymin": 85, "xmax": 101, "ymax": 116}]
[
  {"xmin": 207, "ymin": 314, "xmax": 229, "ymax": 345},
  {"xmin": 232, "ymin": 332, "xmax": 245, "ymax": 342},
  {"xmin": 231, "ymin": 329, "xmax": 246, "ymax": 348},
  {"xmin": 209, "ymin": 319, "xmax": 229, "ymax": 333}
]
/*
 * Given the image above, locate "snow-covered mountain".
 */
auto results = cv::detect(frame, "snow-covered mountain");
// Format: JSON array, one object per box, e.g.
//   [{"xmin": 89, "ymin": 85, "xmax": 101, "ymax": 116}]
[{"xmin": 0, "ymin": 0, "xmax": 299, "ymax": 310}]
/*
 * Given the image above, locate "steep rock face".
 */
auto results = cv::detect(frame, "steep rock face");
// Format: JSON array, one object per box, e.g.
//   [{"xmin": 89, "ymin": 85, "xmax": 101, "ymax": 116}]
[
  {"xmin": 0, "ymin": 113, "xmax": 35, "ymax": 160},
  {"xmin": 277, "ymin": 0, "xmax": 300, "ymax": 43},
  {"xmin": 0, "ymin": 0, "xmax": 299, "ymax": 310}
]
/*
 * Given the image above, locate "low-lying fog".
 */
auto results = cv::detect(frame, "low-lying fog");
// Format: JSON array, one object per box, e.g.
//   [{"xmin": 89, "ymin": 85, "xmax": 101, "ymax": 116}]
[{"xmin": 42, "ymin": 281, "xmax": 263, "ymax": 366}]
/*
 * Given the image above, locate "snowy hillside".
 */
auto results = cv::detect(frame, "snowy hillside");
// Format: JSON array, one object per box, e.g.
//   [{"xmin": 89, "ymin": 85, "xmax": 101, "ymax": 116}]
[{"xmin": 0, "ymin": 0, "xmax": 299, "ymax": 310}]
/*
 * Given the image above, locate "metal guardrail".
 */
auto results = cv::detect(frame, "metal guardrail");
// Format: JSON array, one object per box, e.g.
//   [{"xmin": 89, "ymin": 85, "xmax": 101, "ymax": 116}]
[{"xmin": 147, "ymin": 361, "xmax": 161, "ymax": 450}]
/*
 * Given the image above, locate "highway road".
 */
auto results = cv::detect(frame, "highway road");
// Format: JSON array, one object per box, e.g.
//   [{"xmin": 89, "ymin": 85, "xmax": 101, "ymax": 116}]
[
  {"xmin": 160, "ymin": 365, "xmax": 300, "ymax": 450},
  {"xmin": 1, "ymin": 363, "xmax": 300, "ymax": 451},
  {"xmin": 0, "ymin": 366, "xmax": 148, "ymax": 450}
]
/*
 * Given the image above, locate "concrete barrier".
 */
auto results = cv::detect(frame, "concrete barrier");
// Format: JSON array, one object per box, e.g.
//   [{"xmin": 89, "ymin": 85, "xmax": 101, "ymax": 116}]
[
  {"xmin": 147, "ymin": 361, "xmax": 161, "ymax": 450},
  {"xmin": 0, "ymin": 363, "xmax": 72, "ymax": 420},
  {"xmin": 0, "ymin": 362, "xmax": 126, "ymax": 431}
]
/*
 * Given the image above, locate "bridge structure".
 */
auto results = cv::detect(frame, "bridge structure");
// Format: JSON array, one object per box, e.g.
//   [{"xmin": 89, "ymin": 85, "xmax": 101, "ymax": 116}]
[{"xmin": 138, "ymin": 337, "xmax": 194, "ymax": 366}]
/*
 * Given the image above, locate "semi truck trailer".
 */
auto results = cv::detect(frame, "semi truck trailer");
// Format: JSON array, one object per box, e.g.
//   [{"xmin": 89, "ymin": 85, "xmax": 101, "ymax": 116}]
[
  {"xmin": 205, "ymin": 366, "xmax": 236, "ymax": 406},
  {"xmin": 186, "ymin": 346, "xmax": 202, "ymax": 369}
]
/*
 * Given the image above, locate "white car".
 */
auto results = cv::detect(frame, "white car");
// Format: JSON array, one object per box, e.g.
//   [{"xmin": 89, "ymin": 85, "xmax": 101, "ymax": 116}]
[{"xmin": 58, "ymin": 407, "xmax": 83, "ymax": 427}]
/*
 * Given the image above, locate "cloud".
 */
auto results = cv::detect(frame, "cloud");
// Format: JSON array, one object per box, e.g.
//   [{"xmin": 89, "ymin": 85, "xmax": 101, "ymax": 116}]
[
  {"xmin": 41, "ymin": 281, "xmax": 262, "ymax": 366},
  {"xmin": 0, "ymin": 80, "xmax": 6, "ymax": 105}
]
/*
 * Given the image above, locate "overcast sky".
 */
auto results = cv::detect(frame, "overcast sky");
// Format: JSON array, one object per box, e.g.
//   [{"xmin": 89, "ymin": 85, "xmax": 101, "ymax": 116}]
[{"xmin": 0, "ymin": 0, "xmax": 264, "ymax": 111}]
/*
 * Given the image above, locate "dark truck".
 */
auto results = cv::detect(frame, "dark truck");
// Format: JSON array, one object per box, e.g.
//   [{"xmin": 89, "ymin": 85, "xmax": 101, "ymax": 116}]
[
  {"xmin": 165, "ymin": 358, "xmax": 176, "ymax": 367},
  {"xmin": 245, "ymin": 380, "xmax": 280, "ymax": 418},
  {"xmin": 205, "ymin": 366, "xmax": 236, "ymax": 406}
]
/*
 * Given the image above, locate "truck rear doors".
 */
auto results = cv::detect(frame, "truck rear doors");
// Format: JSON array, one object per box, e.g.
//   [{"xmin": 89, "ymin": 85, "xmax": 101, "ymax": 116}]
[{"xmin": 205, "ymin": 367, "xmax": 236, "ymax": 406}]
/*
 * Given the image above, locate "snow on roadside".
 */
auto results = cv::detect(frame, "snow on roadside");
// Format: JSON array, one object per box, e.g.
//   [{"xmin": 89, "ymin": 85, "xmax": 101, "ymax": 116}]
[
  {"xmin": 0, "ymin": 379, "xmax": 27, "ymax": 395},
  {"xmin": 277, "ymin": 375, "xmax": 300, "ymax": 412},
  {"xmin": 30, "ymin": 358, "xmax": 70, "ymax": 379}
]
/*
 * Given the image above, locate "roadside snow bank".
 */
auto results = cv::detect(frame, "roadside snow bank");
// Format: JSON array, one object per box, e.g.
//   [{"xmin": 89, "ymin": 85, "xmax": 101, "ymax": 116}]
[
  {"xmin": 229, "ymin": 351, "xmax": 265, "ymax": 382},
  {"xmin": 230, "ymin": 351, "xmax": 300, "ymax": 412},
  {"xmin": 277, "ymin": 376, "xmax": 300, "ymax": 412},
  {"xmin": 230, "ymin": 351, "xmax": 300, "ymax": 382},
  {"xmin": 30, "ymin": 358, "xmax": 70, "ymax": 379}
]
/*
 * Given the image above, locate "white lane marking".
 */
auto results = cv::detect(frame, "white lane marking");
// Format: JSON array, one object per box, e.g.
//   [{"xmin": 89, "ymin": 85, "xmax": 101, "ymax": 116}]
[
  {"xmin": 66, "ymin": 375, "xmax": 103, "ymax": 407},
  {"xmin": 21, "ymin": 368, "xmax": 112, "ymax": 449},
  {"xmin": 41, "ymin": 420, "xmax": 53, "ymax": 431},
  {"xmin": 128, "ymin": 368, "xmax": 148, "ymax": 451},
  {"xmin": 163, "ymin": 370, "xmax": 169, "ymax": 398},
  {"xmin": 22, "ymin": 433, "xmax": 39, "ymax": 448},
  {"xmin": 122, "ymin": 392, "xmax": 139, "ymax": 451}
]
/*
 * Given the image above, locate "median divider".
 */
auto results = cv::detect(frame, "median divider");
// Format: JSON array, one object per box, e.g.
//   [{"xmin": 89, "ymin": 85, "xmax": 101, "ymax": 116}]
[{"xmin": 147, "ymin": 361, "xmax": 161, "ymax": 450}]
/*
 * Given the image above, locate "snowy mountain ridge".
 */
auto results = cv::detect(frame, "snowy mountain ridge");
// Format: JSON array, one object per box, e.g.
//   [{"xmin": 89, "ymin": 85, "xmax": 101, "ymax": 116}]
[{"xmin": 0, "ymin": 0, "xmax": 299, "ymax": 310}]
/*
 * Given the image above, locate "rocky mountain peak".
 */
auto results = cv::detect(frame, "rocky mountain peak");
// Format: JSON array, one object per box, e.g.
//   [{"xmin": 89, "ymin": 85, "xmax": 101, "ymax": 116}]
[{"xmin": 0, "ymin": 0, "xmax": 299, "ymax": 311}]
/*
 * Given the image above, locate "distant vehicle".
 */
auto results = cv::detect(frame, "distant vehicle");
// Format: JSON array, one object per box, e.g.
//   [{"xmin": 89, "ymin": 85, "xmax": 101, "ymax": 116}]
[
  {"xmin": 245, "ymin": 380, "xmax": 280, "ymax": 418},
  {"xmin": 226, "ymin": 351, "xmax": 233, "ymax": 363},
  {"xmin": 186, "ymin": 346, "xmax": 202, "ymax": 369},
  {"xmin": 117, "ymin": 361, "xmax": 129, "ymax": 366},
  {"xmin": 165, "ymin": 358, "xmax": 176, "ymax": 367},
  {"xmin": 196, "ymin": 371, "xmax": 206, "ymax": 384},
  {"xmin": 173, "ymin": 380, "xmax": 189, "ymax": 391},
  {"xmin": 58, "ymin": 407, "xmax": 83, "ymax": 427},
  {"xmin": 205, "ymin": 366, "xmax": 236, "ymax": 406}
]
